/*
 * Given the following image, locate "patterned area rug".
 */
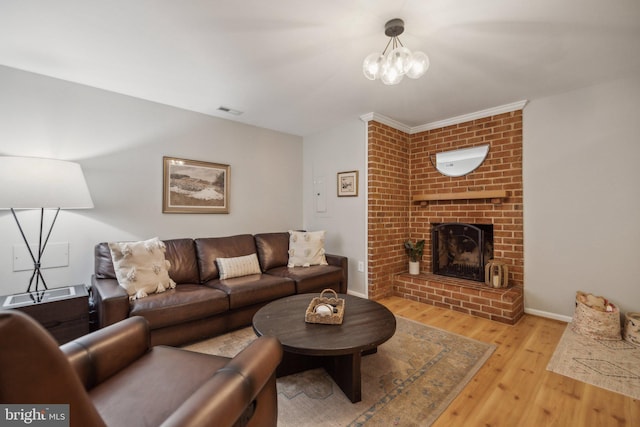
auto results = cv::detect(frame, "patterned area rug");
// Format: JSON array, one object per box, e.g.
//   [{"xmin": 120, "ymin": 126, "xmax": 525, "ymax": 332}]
[
  {"xmin": 547, "ymin": 323, "xmax": 640, "ymax": 399},
  {"xmin": 185, "ymin": 316, "xmax": 495, "ymax": 426}
]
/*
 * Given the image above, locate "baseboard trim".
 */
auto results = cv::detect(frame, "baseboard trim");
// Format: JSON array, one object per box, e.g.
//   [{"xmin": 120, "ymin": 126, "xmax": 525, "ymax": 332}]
[
  {"xmin": 525, "ymin": 307, "xmax": 572, "ymax": 323},
  {"xmin": 347, "ymin": 290, "xmax": 367, "ymax": 299}
]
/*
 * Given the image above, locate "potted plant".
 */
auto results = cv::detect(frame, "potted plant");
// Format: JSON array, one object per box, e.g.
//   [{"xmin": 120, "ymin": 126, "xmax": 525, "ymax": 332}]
[{"xmin": 404, "ymin": 239, "xmax": 425, "ymax": 275}]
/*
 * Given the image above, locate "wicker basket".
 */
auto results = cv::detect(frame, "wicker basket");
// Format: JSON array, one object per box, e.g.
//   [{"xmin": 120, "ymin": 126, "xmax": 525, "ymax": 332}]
[
  {"xmin": 623, "ymin": 312, "xmax": 640, "ymax": 346},
  {"xmin": 571, "ymin": 293, "xmax": 621, "ymax": 341},
  {"xmin": 305, "ymin": 289, "xmax": 345, "ymax": 325}
]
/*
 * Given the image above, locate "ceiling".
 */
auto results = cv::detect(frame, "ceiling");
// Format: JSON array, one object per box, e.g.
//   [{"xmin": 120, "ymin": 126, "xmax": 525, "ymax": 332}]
[{"xmin": 1, "ymin": 1, "xmax": 639, "ymax": 136}]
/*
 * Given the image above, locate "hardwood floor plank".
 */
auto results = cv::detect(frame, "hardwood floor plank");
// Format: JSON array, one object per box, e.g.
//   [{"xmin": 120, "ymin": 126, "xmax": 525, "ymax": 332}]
[{"xmin": 378, "ymin": 296, "xmax": 640, "ymax": 427}]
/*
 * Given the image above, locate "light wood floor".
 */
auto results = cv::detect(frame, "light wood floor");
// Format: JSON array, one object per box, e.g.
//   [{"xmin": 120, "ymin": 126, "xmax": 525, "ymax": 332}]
[{"xmin": 378, "ymin": 296, "xmax": 640, "ymax": 427}]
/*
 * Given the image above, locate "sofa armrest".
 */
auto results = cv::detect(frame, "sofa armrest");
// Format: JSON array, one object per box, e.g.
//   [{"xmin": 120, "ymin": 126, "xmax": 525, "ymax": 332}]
[
  {"xmin": 91, "ymin": 275, "xmax": 130, "ymax": 328},
  {"xmin": 61, "ymin": 316, "xmax": 150, "ymax": 390},
  {"xmin": 161, "ymin": 336, "xmax": 282, "ymax": 427},
  {"xmin": 325, "ymin": 253, "xmax": 348, "ymax": 294}
]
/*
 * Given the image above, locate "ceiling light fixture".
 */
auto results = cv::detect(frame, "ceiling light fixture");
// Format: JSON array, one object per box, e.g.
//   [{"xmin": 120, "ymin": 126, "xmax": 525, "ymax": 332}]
[{"xmin": 363, "ymin": 18, "xmax": 429, "ymax": 85}]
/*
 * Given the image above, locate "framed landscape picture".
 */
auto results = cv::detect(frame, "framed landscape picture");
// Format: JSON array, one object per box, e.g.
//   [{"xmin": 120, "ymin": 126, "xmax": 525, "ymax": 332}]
[
  {"xmin": 337, "ymin": 170, "xmax": 358, "ymax": 197},
  {"xmin": 163, "ymin": 156, "xmax": 230, "ymax": 213}
]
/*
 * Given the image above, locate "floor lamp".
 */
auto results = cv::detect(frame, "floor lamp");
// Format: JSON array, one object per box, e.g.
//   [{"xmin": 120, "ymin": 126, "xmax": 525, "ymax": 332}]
[{"xmin": 0, "ymin": 156, "xmax": 94, "ymax": 293}]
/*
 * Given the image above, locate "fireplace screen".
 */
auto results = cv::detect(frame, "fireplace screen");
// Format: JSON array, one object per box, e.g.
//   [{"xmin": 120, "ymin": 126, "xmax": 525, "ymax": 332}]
[{"xmin": 432, "ymin": 223, "xmax": 493, "ymax": 282}]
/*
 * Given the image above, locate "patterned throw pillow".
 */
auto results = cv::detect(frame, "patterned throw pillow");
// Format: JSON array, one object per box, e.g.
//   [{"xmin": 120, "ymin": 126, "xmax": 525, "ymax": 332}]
[
  {"xmin": 108, "ymin": 237, "xmax": 176, "ymax": 300},
  {"xmin": 287, "ymin": 230, "xmax": 328, "ymax": 268},
  {"xmin": 216, "ymin": 253, "xmax": 262, "ymax": 279}
]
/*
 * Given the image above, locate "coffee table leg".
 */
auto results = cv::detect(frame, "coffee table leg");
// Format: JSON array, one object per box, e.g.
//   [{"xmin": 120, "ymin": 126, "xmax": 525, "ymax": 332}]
[
  {"xmin": 323, "ymin": 352, "xmax": 361, "ymax": 403},
  {"xmin": 277, "ymin": 351, "xmax": 321, "ymax": 377},
  {"xmin": 277, "ymin": 349, "xmax": 372, "ymax": 403}
]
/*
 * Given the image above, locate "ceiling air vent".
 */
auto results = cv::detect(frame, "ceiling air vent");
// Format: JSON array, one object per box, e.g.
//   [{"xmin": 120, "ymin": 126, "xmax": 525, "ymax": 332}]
[{"xmin": 217, "ymin": 106, "xmax": 243, "ymax": 116}]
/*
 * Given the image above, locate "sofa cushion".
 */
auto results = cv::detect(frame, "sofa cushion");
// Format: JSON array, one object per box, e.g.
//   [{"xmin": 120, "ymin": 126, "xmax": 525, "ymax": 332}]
[
  {"xmin": 163, "ymin": 239, "xmax": 200, "ymax": 284},
  {"xmin": 129, "ymin": 285, "xmax": 229, "ymax": 329},
  {"xmin": 195, "ymin": 235, "xmax": 258, "ymax": 282},
  {"xmin": 108, "ymin": 237, "xmax": 177, "ymax": 300},
  {"xmin": 90, "ymin": 346, "xmax": 229, "ymax": 427},
  {"xmin": 265, "ymin": 265, "xmax": 344, "ymax": 294},
  {"xmin": 94, "ymin": 242, "xmax": 117, "ymax": 279},
  {"xmin": 206, "ymin": 274, "xmax": 295, "ymax": 310},
  {"xmin": 216, "ymin": 253, "xmax": 262, "ymax": 279},
  {"xmin": 287, "ymin": 230, "xmax": 328, "ymax": 267},
  {"xmin": 254, "ymin": 232, "xmax": 290, "ymax": 271}
]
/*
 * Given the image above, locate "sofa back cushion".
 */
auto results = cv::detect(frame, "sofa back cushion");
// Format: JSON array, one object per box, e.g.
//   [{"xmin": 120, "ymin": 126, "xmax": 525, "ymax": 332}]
[
  {"xmin": 163, "ymin": 239, "xmax": 200, "ymax": 284},
  {"xmin": 195, "ymin": 234, "xmax": 258, "ymax": 282},
  {"xmin": 95, "ymin": 242, "xmax": 117, "ymax": 279},
  {"xmin": 94, "ymin": 239, "xmax": 199, "ymax": 285},
  {"xmin": 254, "ymin": 232, "xmax": 290, "ymax": 271}
]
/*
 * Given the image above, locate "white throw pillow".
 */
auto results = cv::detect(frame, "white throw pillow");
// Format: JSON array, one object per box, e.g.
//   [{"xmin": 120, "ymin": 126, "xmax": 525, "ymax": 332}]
[
  {"xmin": 108, "ymin": 237, "xmax": 176, "ymax": 300},
  {"xmin": 287, "ymin": 230, "xmax": 328, "ymax": 268},
  {"xmin": 216, "ymin": 253, "xmax": 262, "ymax": 279}
]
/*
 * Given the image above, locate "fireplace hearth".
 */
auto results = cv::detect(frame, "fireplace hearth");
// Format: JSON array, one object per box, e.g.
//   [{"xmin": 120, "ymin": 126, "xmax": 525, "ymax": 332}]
[{"xmin": 432, "ymin": 223, "xmax": 493, "ymax": 282}]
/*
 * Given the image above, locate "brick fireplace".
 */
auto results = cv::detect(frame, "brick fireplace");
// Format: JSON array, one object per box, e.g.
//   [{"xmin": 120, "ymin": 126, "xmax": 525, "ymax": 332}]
[
  {"xmin": 432, "ymin": 222, "xmax": 494, "ymax": 282},
  {"xmin": 367, "ymin": 110, "xmax": 524, "ymax": 324}
]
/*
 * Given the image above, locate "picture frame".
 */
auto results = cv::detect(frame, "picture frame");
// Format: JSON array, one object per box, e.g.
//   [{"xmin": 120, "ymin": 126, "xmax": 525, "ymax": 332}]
[
  {"xmin": 337, "ymin": 170, "xmax": 358, "ymax": 197},
  {"xmin": 163, "ymin": 156, "xmax": 230, "ymax": 213}
]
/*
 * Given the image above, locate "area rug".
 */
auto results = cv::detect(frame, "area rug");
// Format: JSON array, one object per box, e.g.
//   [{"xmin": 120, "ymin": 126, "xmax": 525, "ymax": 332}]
[
  {"xmin": 185, "ymin": 316, "xmax": 495, "ymax": 426},
  {"xmin": 547, "ymin": 323, "xmax": 640, "ymax": 399}
]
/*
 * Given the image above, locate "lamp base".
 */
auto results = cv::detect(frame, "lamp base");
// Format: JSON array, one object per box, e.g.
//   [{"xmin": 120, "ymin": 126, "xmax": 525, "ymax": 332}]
[{"xmin": 11, "ymin": 207, "xmax": 59, "ymax": 293}]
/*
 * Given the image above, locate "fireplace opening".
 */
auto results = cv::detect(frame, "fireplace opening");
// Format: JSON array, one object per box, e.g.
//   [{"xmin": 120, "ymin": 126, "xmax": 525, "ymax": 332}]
[{"xmin": 432, "ymin": 223, "xmax": 493, "ymax": 282}]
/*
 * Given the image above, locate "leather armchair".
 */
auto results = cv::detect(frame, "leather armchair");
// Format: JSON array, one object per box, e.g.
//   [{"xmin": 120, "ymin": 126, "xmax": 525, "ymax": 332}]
[{"xmin": 0, "ymin": 310, "xmax": 282, "ymax": 427}]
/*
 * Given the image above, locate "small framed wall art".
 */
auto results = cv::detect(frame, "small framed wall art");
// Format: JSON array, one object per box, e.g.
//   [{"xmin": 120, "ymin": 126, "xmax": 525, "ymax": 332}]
[
  {"xmin": 163, "ymin": 156, "xmax": 230, "ymax": 213},
  {"xmin": 337, "ymin": 170, "xmax": 358, "ymax": 197}
]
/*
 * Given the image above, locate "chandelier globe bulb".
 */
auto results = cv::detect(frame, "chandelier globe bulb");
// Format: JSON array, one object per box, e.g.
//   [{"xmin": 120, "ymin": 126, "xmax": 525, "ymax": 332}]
[
  {"xmin": 363, "ymin": 52, "xmax": 384, "ymax": 80},
  {"xmin": 406, "ymin": 51, "xmax": 430, "ymax": 79},
  {"xmin": 380, "ymin": 62, "xmax": 403, "ymax": 85},
  {"xmin": 387, "ymin": 46, "xmax": 413, "ymax": 74}
]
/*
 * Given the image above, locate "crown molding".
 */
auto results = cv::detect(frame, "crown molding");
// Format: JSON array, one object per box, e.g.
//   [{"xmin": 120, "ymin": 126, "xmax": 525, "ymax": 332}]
[
  {"xmin": 361, "ymin": 100, "xmax": 528, "ymax": 135},
  {"xmin": 411, "ymin": 100, "xmax": 529, "ymax": 133},
  {"xmin": 359, "ymin": 112, "xmax": 412, "ymax": 134}
]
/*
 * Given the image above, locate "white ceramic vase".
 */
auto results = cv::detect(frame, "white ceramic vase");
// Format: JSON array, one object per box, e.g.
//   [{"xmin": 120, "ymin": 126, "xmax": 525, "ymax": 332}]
[{"xmin": 409, "ymin": 261, "xmax": 420, "ymax": 275}]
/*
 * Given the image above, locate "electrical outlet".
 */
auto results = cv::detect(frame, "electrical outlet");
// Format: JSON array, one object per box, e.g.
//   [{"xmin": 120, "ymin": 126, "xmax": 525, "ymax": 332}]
[{"xmin": 357, "ymin": 261, "xmax": 364, "ymax": 272}]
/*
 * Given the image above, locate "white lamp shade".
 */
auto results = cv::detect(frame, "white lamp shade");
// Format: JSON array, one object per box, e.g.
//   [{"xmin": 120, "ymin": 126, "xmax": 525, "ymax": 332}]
[{"xmin": 0, "ymin": 156, "xmax": 94, "ymax": 209}]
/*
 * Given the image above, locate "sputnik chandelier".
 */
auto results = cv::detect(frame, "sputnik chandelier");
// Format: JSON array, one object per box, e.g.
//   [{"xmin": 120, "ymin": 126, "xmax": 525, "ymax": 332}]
[{"xmin": 362, "ymin": 18, "xmax": 429, "ymax": 85}]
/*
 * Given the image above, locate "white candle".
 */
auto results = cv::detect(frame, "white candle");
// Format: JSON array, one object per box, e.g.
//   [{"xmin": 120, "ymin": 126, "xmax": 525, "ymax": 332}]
[
  {"xmin": 315, "ymin": 304, "xmax": 332, "ymax": 316},
  {"xmin": 493, "ymin": 274, "xmax": 500, "ymax": 288}
]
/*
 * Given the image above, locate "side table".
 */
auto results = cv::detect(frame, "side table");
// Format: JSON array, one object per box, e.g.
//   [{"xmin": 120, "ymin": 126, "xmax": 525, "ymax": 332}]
[{"xmin": 0, "ymin": 284, "xmax": 90, "ymax": 344}]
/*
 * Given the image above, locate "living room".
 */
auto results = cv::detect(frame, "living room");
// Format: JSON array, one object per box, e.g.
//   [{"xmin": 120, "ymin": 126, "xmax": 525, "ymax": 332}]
[{"xmin": 0, "ymin": 1, "xmax": 639, "ymax": 426}]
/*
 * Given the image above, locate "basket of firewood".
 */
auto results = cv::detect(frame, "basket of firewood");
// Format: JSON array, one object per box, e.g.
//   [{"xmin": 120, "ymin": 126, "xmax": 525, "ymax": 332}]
[{"xmin": 571, "ymin": 291, "xmax": 621, "ymax": 341}]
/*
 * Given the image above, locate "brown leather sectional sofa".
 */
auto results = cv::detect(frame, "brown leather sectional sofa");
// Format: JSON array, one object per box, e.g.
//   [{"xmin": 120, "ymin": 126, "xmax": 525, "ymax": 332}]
[{"xmin": 92, "ymin": 232, "xmax": 348, "ymax": 346}]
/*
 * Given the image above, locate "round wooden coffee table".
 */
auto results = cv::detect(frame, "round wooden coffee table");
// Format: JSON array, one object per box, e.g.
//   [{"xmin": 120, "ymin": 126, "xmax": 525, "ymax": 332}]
[{"xmin": 252, "ymin": 293, "xmax": 396, "ymax": 403}]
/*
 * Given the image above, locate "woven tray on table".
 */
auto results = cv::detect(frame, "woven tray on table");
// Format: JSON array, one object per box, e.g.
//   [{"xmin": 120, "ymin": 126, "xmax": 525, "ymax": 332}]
[{"xmin": 305, "ymin": 289, "xmax": 345, "ymax": 325}]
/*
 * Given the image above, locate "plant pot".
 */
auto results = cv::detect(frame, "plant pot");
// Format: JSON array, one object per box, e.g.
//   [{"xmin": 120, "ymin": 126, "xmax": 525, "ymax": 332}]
[{"xmin": 409, "ymin": 261, "xmax": 420, "ymax": 275}]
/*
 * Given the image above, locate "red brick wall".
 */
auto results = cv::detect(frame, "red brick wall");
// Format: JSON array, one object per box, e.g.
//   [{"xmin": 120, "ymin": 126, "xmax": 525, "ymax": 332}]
[
  {"xmin": 367, "ymin": 111, "xmax": 524, "ymax": 321},
  {"xmin": 367, "ymin": 122, "xmax": 410, "ymax": 300}
]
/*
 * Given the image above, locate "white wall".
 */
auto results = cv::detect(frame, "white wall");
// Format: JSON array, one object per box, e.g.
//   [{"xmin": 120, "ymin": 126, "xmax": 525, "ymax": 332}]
[
  {"xmin": 523, "ymin": 76, "xmax": 640, "ymax": 318},
  {"xmin": 0, "ymin": 66, "xmax": 303, "ymax": 295},
  {"xmin": 303, "ymin": 119, "xmax": 368, "ymax": 297}
]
